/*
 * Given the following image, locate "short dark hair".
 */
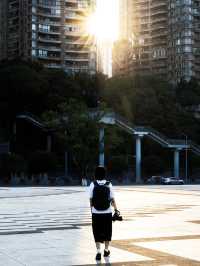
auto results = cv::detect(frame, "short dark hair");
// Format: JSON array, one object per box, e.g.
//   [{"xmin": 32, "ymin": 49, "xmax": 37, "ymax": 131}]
[{"xmin": 95, "ymin": 166, "xmax": 106, "ymax": 180}]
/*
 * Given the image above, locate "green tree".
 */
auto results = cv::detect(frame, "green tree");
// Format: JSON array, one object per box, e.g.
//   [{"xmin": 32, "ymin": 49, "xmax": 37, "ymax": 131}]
[
  {"xmin": 176, "ymin": 78, "xmax": 200, "ymax": 107},
  {"xmin": 42, "ymin": 99, "xmax": 100, "ymax": 178}
]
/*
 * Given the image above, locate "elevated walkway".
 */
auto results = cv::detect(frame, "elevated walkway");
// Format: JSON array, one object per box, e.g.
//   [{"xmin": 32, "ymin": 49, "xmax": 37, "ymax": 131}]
[
  {"xmin": 16, "ymin": 112, "xmax": 200, "ymax": 183},
  {"xmin": 99, "ymin": 113, "xmax": 200, "ymax": 182},
  {"xmin": 100, "ymin": 112, "xmax": 200, "ymax": 154},
  {"xmin": 15, "ymin": 113, "xmax": 53, "ymax": 152}
]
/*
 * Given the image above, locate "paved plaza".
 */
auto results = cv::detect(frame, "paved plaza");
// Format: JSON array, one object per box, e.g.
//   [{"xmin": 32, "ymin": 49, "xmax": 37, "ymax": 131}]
[{"xmin": 0, "ymin": 185, "xmax": 200, "ymax": 265}]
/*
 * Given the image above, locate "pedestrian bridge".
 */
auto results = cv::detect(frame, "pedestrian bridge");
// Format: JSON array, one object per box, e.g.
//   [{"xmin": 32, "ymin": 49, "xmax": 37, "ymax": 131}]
[
  {"xmin": 99, "ymin": 113, "xmax": 200, "ymax": 183},
  {"xmin": 16, "ymin": 112, "xmax": 200, "ymax": 183}
]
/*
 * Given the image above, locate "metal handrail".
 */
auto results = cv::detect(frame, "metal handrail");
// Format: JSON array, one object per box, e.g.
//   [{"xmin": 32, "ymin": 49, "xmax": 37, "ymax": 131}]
[{"xmin": 113, "ymin": 113, "xmax": 193, "ymax": 148}]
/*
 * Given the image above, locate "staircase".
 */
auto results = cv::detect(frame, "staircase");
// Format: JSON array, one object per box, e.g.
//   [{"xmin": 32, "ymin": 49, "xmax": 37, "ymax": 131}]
[{"xmin": 101, "ymin": 113, "xmax": 200, "ymax": 155}]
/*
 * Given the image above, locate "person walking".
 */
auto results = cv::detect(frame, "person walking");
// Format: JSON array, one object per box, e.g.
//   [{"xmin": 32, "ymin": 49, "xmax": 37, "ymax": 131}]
[{"xmin": 89, "ymin": 166, "xmax": 118, "ymax": 261}]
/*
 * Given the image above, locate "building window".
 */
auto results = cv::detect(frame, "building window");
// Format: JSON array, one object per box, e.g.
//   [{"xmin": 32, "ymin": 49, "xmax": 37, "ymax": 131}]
[
  {"xmin": 32, "ymin": 41, "xmax": 36, "ymax": 48},
  {"xmin": 184, "ymin": 30, "xmax": 192, "ymax": 37},
  {"xmin": 184, "ymin": 38, "xmax": 192, "ymax": 44},
  {"xmin": 39, "ymin": 49, "xmax": 48, "ymax": 57},
  {"xmin": 32, "ymin": 32, "xmax": 37, "ymax": 39},
  {"xmin": 51, "ymin": 8, "xmax": 60, "ymax": 15},
  {"xmin": 32, "ymin": 15, "xmax": 37, "ymax": 22},
  {"xmin": 32, "ymin": 24, "xmax": 36, "ymax": 31},
  {"xmin": 32, "ymin": 49, "xmax": 37, "ymax": 56},
  {"xmin": 39, "ymin": 24, "xmax": 50, "ymax": 32},
  {"xmin": 32, "ymin": 7, "xmax": 36, "ymax": 13},
  {"xmin": 184, "ymin": 46, "xmax": 192, "ymax": 52},
  {"xmin": 183, "ymin": 0, "xmax": 191, "ymax": 4}
]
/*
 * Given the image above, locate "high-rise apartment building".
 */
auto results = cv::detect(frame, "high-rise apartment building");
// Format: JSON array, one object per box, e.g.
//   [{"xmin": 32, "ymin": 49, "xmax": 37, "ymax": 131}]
[
  {"xmin": 115, "ymin": 0, "xmax": 200, "ymax": 83},
  {"xmin": 0, "ymin": 0, "xmax": 96, "ymax": 75},
  {"xmin": 0, "ymin": 0, "xmax": 7, "ymax": 61},
  {"xmin": 168, "ymin": 0, "xmax": 200, "ymax": 82},
  {"xmin": 112, "ymin": 39, "xmax": 133, "ymax": 76},
  {"xmin": 119, "ymin": 0, "xmax": 133, "ymax": 40}
]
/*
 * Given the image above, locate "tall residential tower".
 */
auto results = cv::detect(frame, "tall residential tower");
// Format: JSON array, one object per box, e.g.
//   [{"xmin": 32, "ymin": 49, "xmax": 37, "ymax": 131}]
[
  {"xmin": 0, "ymin": 0, "xmax": 96, "ymax": 75},
  {"xmin": 115, "ymin": 0, "xmax": 200, "ymax": 83}
]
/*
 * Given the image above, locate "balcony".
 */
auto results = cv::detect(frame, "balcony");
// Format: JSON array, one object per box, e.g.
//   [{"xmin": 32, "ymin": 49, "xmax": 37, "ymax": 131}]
[
  {"xmin": 37, "ymin": 11, "xmax": 60, "ymax": 18},
  {"xmin": 140, "ymin": 20, "xmax": 149, "ymax": 25},
  {"xmin": 64, "ymin": 65, "xmax": 89, "ymax": 72},
  {"xmin": 65, "ymin": 40, "xmax": 89, "ymax": 45},
  {"xmin": 65, "ymin": 49, "xmax": 89, "ymax": 53},
  {"xmin": 37, "ymin": 2, "xmax": 61, "ymax": 10},
  {"xmin": 140, "ymin": 28, "xmax": 151, "ymax": 34},
  {"xmin": 151, "ymin": 17, "xmax": 167, "ymax": 24},
  {"xmin": 151, "ymin": 10, "xmax": 167, "ymax": 16},
  {"xmin": 65, "ymin": 30, "xmax": 88, "ymax": 37},
  {"xmin": 65, "ymin": 6, "xmax": 86, "ymax": 13},
  {"xmin": 152, "ymin": 31, "xmax": 167, "ymax": 39},
  {"xmin": 38, "ymin": 29, "xmax": 61, "ymax": 35},
  {"xmin": 134, "ymin": 0, "xmax": 149, "ymax": 4},
  {"xmin": 151, "ymin": 2, "xmax": 167, "ymax": 9},
  {"xmin": 152, "ymin": 57, "xmax": 167, "ymax": 64},
  {"xmin": 45, "ymin": 63, "xmax": 62, "ymax": 69},
  {"xmin": 65, "ymin": 56, "xmax": 89, "ymax": 62},
  {"xmin": 38, "ymin": 37, "xmax": 61, "ymax": 43},
  {"xmin": 65, "ymin": 13, "xmax": 85, "ymax": 21},
  {"xmin": 65, "ymin": 0, "xmax": 77, "ymax": 3},
  {"xmin": 151, "ymin": 39, "xmax": 166, "ymax": 45},
  {"xmin": 151, "ymin": 24, "xmax": 166, "ymax": 31},
  {"xmin": 38, "ymin": 45, "xmax": 61, "ymax": 52},
  {"xmin": 38, "ymin": 55, "xmax": 61, "ymax": 61},
  {"xmin": 38, "ymin": 20, "xmax": 61, "ymax": 26}
]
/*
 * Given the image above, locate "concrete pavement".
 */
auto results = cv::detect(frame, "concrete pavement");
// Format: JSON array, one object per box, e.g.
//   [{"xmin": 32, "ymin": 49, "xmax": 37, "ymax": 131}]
[{"xmin": 0, "ymin": 185, "xmax": 200, "ymax": 265}]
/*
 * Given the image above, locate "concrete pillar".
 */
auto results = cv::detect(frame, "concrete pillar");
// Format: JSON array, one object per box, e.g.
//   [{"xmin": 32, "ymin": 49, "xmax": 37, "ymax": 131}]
[
  {"xmin": 174, "ymin": 149, "xmax": 180, "ymax": 178},
  {"xmin": 47, "ymin": 135, "xmax": 52, "ymax": 152},
  {"xmin": 99, "ymin": 127, "xmax": 105, "ymax": 166},
  {"xmin": 136, "ymin": 135, "xmax": 142, "ymax": 183},
  {"xmin": 13, "ymin": 122, "xmax": 16, "ymax": 135},
  {"xmin": 64, "ymin": 151, "xmax": 68, "ymax": 178}
]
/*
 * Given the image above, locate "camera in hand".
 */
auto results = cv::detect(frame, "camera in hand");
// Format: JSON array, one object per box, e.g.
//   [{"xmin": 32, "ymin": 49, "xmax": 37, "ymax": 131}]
[{"xmin": 112, "ymin": 210, "xmax": 123, "ymax": 221}]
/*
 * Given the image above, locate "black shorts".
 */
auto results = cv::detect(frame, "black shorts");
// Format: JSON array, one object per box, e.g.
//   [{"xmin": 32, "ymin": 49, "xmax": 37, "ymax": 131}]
[{"xmin": 92, "ymin": 213, "xmax": 112, "ymax": 243}]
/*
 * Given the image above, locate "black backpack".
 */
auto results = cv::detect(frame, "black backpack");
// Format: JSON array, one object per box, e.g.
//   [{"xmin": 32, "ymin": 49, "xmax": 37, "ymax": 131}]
[{"xmin": 92, "ymin": 181, "xmax": 111, "ymax": 210}]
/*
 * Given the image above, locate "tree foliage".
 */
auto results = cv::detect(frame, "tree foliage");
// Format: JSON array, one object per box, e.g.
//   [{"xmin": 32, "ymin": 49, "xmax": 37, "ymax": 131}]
[
  {"xmin": 42, "ymin": 99, "xmax": 100, "ymax": 177},
  {"xmin": 102, "ymin": 74, "xmax": 200, "ymax": 141},
  {"xmin": 1, "ymin": 60, "xmax": 200, "ymax": 179}
]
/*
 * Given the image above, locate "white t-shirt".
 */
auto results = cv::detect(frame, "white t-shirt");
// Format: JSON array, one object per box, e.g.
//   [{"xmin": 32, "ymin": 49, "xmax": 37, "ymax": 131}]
[{"xmin": 89, "ymin": 180, "xmax": 114, "ymax": 214}]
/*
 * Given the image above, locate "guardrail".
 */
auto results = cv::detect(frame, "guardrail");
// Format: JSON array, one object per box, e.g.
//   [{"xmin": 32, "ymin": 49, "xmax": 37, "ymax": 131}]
[{"xmin": 105, "ymin": 113, "xmax": 196, "ymax": 150}]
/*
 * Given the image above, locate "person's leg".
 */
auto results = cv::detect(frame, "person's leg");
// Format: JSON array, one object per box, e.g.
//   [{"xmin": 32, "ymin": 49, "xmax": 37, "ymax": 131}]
[
  {"xmin": 96, "ymin": 242, "xmax": 101, "ymax": 253},
  {"xmin": 104, "ymin": 214, "xmax": 112, "ymax": 257},
  {"xmin": 105, "ymin": 241, "xmax": 109, "ymax": 251},
  {"xmin": 95, "ymin": 242, "xmax": 101, "ymax": 260},
  {"xmin": 104, "ymin": 241, "xmax": 110, "ymax": 257}
]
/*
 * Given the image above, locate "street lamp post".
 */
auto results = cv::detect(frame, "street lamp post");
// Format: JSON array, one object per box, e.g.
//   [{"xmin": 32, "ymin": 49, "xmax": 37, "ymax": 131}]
[
  {"xmin": 183, "ymin": 134, "xmax": 188, "ymax": 184},
  {"xmin": 185, "ymin": 135, "xmax": 188, "ymax": 184}
]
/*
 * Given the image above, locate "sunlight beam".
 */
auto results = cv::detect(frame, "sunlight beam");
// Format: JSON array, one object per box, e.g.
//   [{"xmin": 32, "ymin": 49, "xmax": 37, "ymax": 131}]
[{"xmin": 87, "ymin": 0, "xmax": 119, "ymax": 43}]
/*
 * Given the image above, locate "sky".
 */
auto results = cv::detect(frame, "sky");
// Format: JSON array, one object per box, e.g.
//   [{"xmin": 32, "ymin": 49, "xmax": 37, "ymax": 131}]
[
  {"xmin": 95, "ymin": 0, "xmax": 119, "ymax": 76},
  {"xmin": 95, "ymin": 0, "xmax": 119, "ymax": 42}
]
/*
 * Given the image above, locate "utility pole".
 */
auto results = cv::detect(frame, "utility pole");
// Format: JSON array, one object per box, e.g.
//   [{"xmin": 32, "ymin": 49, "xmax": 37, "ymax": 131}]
[
  {"xmin": 182, "ymin": 134, "xmax": 188, "ymax": 183},
  {"xmin": 185, "ymin": 135, "xmax": 188, "ymax": 184}
]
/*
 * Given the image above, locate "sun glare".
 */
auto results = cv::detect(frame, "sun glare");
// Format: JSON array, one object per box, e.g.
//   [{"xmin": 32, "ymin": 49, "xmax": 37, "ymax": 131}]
[{"xmin": 87, "ymin": 0, "xmax": 119, "ymax": 42}]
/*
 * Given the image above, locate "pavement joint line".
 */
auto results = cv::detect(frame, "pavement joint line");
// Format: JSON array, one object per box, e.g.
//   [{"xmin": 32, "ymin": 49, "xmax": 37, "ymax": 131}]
[
  {"xmin": 0, "ymin": 203, "xmax": 195, "ymax": 236},
  {"xmin": 113, "ymin": 234, "xmax": 200, "ymax": 243},
  {"xmin": 189, "ymin": 220, "xmax": 200, "ymax": 224},
  {"xmin": 122, "ymin": 188, "xmax": 200, "ymax": 197},
  {"xmin": 0, "ymin": 190, "xmax": 83, "ymax": 199},
  {"xmin": 111, "ymin": 235, "xmax": 200, "ymax": 266},
  {"xmin": 0, "ymin": 225, "xmax": 81, "ymax": 235},
  {"xmin": 1, "ymin": 186, "xmax": 200, "ymax": 265},
  {"xmin": 0, "ymin": 249, "xmax": 27, "ymax": 266}
]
